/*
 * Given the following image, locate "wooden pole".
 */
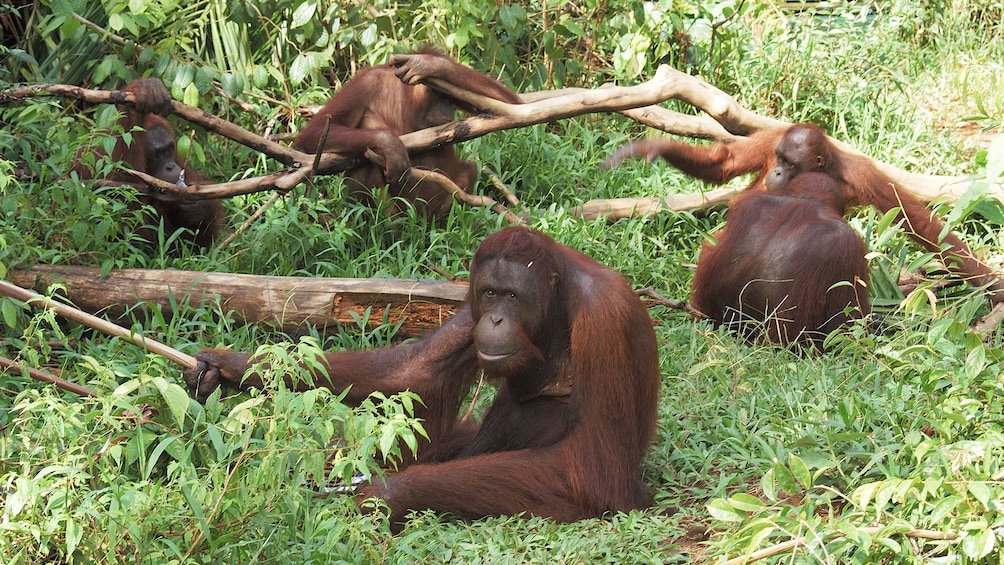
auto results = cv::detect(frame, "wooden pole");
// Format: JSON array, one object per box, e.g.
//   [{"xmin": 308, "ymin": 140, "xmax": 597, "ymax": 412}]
[{"xmin": 0, "ymin": 280, "xmax": 197, "ymax": 369}]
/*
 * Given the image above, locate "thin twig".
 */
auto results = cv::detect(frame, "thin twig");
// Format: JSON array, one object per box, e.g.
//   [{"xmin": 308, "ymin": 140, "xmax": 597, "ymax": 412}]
[
  {"xmin": 719, "ymin": 525, "xmax": 956, "ymax": 565},
  {"xmin": 304, "ymin": 115, "xmax": 333, "ymax": 198},
  {"xmin": 461, "ymin": 371, "xmax": 486, "ymax": 423},
  {"xmin": 404, "ymin": 166, "xmax": 524, "ymax": 224},
  {"xmin": 426, "ymin": 265, "xmax": 459, "ymax": 281},
  {"xmin": 72, "ymin": 13, "xmax": 131, "ymax": 47},
  {"xmin": 636, "ymin": 286, "xmax": 707, "ymax": 319},
  {"xmin": 483, "ymin": 165, "xmax": 524, "ymax": 210},
  {"xmin": 215, "ymin": 192, "xmax": 281, "ymax": 250}
]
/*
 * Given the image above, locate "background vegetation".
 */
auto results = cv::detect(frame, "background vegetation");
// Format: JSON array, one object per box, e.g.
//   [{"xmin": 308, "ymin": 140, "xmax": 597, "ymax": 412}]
[{"xmin": 3, "ymin": 0, "xmax": 1004, "ymax": 562}]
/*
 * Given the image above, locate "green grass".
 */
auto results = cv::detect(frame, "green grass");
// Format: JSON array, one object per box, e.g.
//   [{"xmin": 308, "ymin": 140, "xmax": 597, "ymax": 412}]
[{"xmin": 4, "ymin": 2, "xmax": 1004, "ymax": 563}]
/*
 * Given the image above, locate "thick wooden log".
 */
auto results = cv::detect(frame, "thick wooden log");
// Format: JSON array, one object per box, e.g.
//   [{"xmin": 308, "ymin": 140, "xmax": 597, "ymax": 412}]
[{"xmin": 8, "ymin": 266, "xmax": 468, "ymax": 337}]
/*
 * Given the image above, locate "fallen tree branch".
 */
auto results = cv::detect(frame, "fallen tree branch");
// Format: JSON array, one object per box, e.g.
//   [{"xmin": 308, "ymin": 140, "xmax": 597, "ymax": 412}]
[
  {"xmin": 0, "ymin": 354, "xmax": 97, "ymax": 397},
  {"xmin": 574, "ymin": 188, "xmax": 739, "ymax": 221},
  {"xmin": 7, "ymin": 265, "xmax": 668, "ymax": 337},
  {"xmin": 719, "ymin": 524, "xmax": 956, "ymax": 565},
  {"xmin": 405, "ymin": 167, "xmax": 523, "ymax": 224},
  {"xmin": 636, "ymin": 286, "xmax": 707, "ymax": 319}
]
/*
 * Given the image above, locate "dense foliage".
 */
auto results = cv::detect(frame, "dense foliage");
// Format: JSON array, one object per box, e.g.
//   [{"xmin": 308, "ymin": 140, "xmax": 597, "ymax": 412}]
[{"xmin": 3, "ymin": 0, "xmax": 1004, "ymax": 562}]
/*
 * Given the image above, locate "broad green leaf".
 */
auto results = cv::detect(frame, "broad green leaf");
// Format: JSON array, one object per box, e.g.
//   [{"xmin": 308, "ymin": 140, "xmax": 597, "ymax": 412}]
[
  {"xmin": 557, "ymin": 18, "xmax": 585, "ymax": 37},
  {"xmin": 852, "ymin": 481, "xmax": 880, "ymax": 511},
  {"xmin": 1, "ymin": 299, "xmax": 17, "ymax": 328},
  {"xmin": 963, "ymin": 346, "xmax": 987, "ymax": 380},
  {"xmin": 929, "ymin": 495, "xmax": 963, "ymax": 525},
  {"xmin": 194, "ymin": 67, "xmax": 215, "ymax": 93},
  {"xmin": 290, "ymin": 53, "xmax": 319, "ymax": 85},
  {"xmin": 772, "ymin": 460, "xmax": 797, "ymax": 493},
  {"xmin": 65, "ymin": 517, "xmax": 82, "ymax": 556},
  {"xmin": 706, "ymin": 498, "xmax": 745, "ymax": 522},
  {"xmin": 968, "ymin": 482, "xmax": 992, "ymax": 510},
  {"xmin": 745, "ymin": 522, "xmax": 777, "ymax": 558},
  {"xmin": 183, "ymin": 82, "xmax": 200, "ymax": 107},
  {"xmin": 380, "ymin": 423, "xmax": 398, "ymax": 456},
  {"xmin": 112, "ymin": 378, "xmax": 143, "ymax": 397},
  {"xmin": 498, "ymin": 5, "xmax": 526, "ymax": 31},
  {"xmin": 108, "ymin": 13, "xmax": 124, "ymax": 31},
  {"xmin": 174, "ymin": 65, "xmax": 194, "ymax": 88},
  {"xmin": 221, "ymin": 73, "xmax": 244, "ymax": 98},
  {"xmin": 728, "ymin": 492, "xmax": 766, "ymax": 513},
  {"xmin": 760, "ymin": 469, "xmax": 777, "ymax": 501},
  {"xmin": 50, "ymin": 0, "xmax": 73, "ymax": 15},
  {"xmin": 206, "ymin": 424, "xmax": 225, "ymax": 459},
  {"xmin": 153, "ymin": 377, "xmax": 190, "ymax": 427},
  {"xmin": 144, "ymin": 436, "xmax": 179, "ymax": 480},
  {"xmin": 788, "ymin": 453, "xmax": 811, "ymax": 490},
  {"xmin": 252, "ymin": 65, "xmax": 268, "ymax": 89},
  {"xmin": 291, "ymin": 1, "xmax": 317, "ymax": 28},
  {"xmin": 987, "ymin": 135, "xmax": 1004, "ymax": 182},
  {"xmin": 961, "ymin": 524, "xmax": 996, "ymax": 560},
  {"xmin": 361, "ymin": 23, "xmax": 378, "ymax": 46},
  {"xmin": 875, "ymin": 535, "xmax": 902, "ymax": 554}
]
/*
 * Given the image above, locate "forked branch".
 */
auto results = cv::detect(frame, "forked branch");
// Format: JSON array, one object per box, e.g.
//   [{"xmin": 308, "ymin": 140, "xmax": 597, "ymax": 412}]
[
  {"xmin": 4, "ymin": 67, "xmax": 992, "ymax": 219},
  {"xmin": 2, "ymin": 69, "xmax": 710, "ymax": 202}
]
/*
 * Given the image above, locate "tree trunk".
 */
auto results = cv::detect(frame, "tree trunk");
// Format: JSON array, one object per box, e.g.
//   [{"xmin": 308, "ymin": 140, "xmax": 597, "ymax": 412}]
[{"xmin": 8, "ymin": 266, "xmax": 468, "ymax": 337}]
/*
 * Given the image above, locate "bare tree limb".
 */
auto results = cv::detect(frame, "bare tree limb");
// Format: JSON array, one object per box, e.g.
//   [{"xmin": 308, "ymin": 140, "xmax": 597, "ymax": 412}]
[
  {"xmin": 0, "ymin": 355, "xmax": 97, "ymax": 397},
  {"xmin": 405, "ymin": 167, "xmax": 524, "ymax": 224},
  {"xmin": 6, "ymin": 67, "xmax": 991, "ymax": 221},
  {"xmin": 387, "ymin": 66, "xmax": 993, "ymax": 219},
  {"xmin": 0, "ymin": 84, "xmax": 307, "ymax": 167},
  {"xmin": 72, "ymin": 13, "xmax": 130, "ymax": 47},
  {"xmin": 167, "ymin": 98, "xmax": 306, "ymax": 166},
  {"xmin": 636, "ymin": 286, "xmax": 707, "ymax": 319},
  {"xmin": 112, "ymin": 166, "xmax": 312, "ymax": 201},
  {"xmin": 2, "ymin": 67, "xmax": 753, "ymax": 201},
  {"xmin": 574, "ymin": 188, "xmax": 739, "ymax": 221},
  {"xmin": 522, "ymin": 87, "xmax": 736, "ymax": 140},
  {"xmin": 517, "ymin": 67, "xmax": 786, "ymax": 136},
  {"xmin": 561, "ymin": 70, "xmax": 997, "ymax": 219}
]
